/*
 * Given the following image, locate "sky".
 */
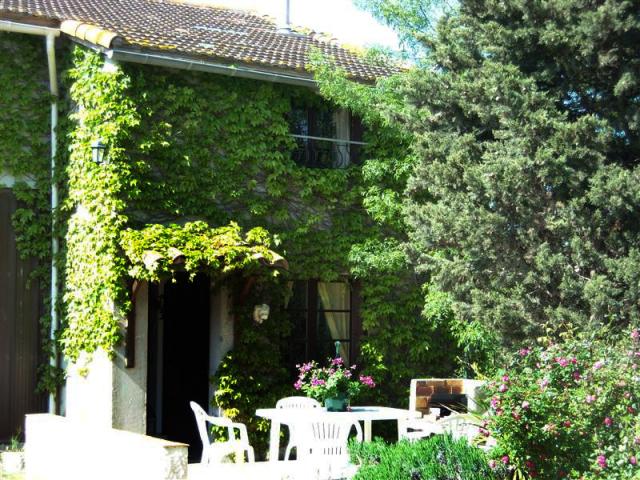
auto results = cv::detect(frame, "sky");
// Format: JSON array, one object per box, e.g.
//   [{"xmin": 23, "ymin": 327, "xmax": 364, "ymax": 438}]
[{"xmin": 208, "ymin": 0, "xmax": 399, "ymax": 49}]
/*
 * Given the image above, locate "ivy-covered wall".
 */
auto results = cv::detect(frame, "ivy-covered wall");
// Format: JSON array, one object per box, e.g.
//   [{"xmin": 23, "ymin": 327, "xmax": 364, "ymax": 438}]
[
  {"xmin": 1, "ymin": 34, "xmax": 471, "ymax": 449},
  {"xmin": 0, "ymin": 32, "xmax": 59, "ymax": 393}
]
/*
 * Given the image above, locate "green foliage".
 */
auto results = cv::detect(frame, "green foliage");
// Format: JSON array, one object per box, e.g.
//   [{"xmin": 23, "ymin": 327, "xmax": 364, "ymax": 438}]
[
  {"xmin": 119, "ymin": 221, "xmax": 278, "ymax": 282},
  {"xmin": 349, "ymin": 435, "xmax": 497, "ymax": 480},
  {"xmin": 361, "ymin": 0, "xmax": 640, "ymax": 348},
  {"xmin": 486, "ymin": 326, "xmax": 640, "ymax": 479},
  {"xmin": 0, "ymin": 33, "xmax": 62, "ymax": 392},
  {"xmin": 212, "ymin": 279, "xmax": 293, "ymax": 459},
  {"xmin": 61, "ymin": 46, "xmax": 139, "ymax": 361}
]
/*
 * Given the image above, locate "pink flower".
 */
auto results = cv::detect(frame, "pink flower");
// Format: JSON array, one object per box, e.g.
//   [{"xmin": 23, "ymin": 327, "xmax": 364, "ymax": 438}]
[
  {"xmin": 501, "ymin": 455, "xmax": 510, "ymax": 465},
  {"xmin": 519, "ymin": 347, "xmax": 532, "ymax": 356},
  {"xmin": 593, "ymin": 360, "xmax": 605, "ymax": 371},
  {"xmin": 294, "ymin": 379, "xmax": 303, "ymax": 390},
  {"xmin": 573, "ymin": 371, "xmax": 581, "ymax": 381},
  {"xmin": 556, "ymin": 357, "xmax": 569, "ymax": 367},
  {"xmin": 604, "ymin": 417, "xmax": 613, "ymax": 427},
  {"xmin": 563, "ymin": 420, "xmax": 571, "ymax": 428},
  {"xmin": 490, "ymin": 397, "xmax": 500, "ymax": 409},
  {"xmin": 539, "ymin": 379, "xmax": 549, "ymax": 389},
  {"xmin": 521, "ymin": 401, "xmax": 530, "ymax": 409},
  {"xmin": 630, "ymin": 456, "xmax": 637, "ymax": 465},
  {"xmin": 502, "ymin": 375, "xmax": 510, "ymax": 383},
  {"xmin": 631, "ymin": 329, "xmax": 639, "ymax": 340},
  {"xmin": 498, "ymin": 384, "xmax": 508, "ymax": 393},
  {"xmin": 635, "ymin": 437, "xmax": 640, "ymax": 445},
  {"xmin": 331, "ymin": 357, "xmax": 344, "ymax": 366},
  {"xmin": 585, "ymin": 395, "xmax": 596, "ymax": 404},
  {"xmin": 359, "ymin": 375, "xmax": 376, "ymax": 388},
  {"xmin": 597, "ymin": 455, "xmax": 607, "ymax": 469},
  {"xmin": 488, "ymin": 460, "xmax": 497, "ymax": 469}
]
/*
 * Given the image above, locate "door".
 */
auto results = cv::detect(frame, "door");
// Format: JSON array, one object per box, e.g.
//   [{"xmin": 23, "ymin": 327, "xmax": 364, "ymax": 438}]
[{"xmin": 147, "ymin": 272, "xmax": 211, "ymax": 461}]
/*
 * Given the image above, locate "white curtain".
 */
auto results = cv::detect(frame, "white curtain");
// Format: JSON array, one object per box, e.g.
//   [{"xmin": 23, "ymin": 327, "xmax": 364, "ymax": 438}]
[{"xmin": 317, "ymin": 282, "xmax": 350, "ymax": 360}]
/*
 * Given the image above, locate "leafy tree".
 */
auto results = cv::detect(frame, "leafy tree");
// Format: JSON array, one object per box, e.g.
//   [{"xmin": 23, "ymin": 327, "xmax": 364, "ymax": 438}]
[{"xmin": 356, "ymin": 0, "xmax": 640, "ymax": 346}]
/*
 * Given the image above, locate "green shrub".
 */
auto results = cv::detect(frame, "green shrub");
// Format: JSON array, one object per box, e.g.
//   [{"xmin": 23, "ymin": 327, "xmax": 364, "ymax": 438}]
[
  {"xmin": 349, "ymin": 434, "xmax": 496, "ymax": 480},
  {"xmin": 486, "ymin": 327, "xmax": 640, "ymax": 479}
]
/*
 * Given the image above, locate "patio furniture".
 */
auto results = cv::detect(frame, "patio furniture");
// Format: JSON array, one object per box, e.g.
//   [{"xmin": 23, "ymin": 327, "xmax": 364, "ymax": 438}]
[
  {"xmin": 400, "ymin": 378, "xmax": 487, "ymax": 441},
  {"xmin": 297, "ymin": 416, "xmax": 363, "ymax": 480},
  {"xmin": 275, "ymin": 396, "xmax": 322, "ymax": 460},
  {"xmin": 189, "ymin": 401, "xmax": 255, "ymax": 464},
  {"xmin": 256, "ymin": 406, "xmax": 421, "ymax": 462}
]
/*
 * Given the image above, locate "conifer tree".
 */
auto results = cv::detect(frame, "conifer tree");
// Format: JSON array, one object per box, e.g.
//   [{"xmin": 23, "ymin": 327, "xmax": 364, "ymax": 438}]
[{"xmin": 358, "ymin": 0, "xmax": 640, "ymax": 345}]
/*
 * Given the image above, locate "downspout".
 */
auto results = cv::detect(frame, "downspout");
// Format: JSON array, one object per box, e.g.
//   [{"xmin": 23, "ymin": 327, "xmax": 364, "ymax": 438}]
[
  {"xmin": 46, "ymin": 32, "xmax": 59, "ymax": 415},
  {"xmin": 0, "ymin": 20, "xmax": 61, "ymax": 414}
]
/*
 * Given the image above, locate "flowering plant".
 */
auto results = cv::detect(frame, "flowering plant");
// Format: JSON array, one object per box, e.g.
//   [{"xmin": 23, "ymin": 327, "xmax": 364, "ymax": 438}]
[
  {"xmin": 294, "ymin": 357, "xmax": 376, "ymax": 402},
  {"xmin": 485, "ymin": 327, "xmax": 640, "ymax": 479}
]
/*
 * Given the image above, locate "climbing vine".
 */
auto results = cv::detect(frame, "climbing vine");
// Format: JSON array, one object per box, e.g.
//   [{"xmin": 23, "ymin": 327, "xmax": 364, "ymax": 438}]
[
  {"xmin": 0, "ymin": 33, "xmax": 63, "ymax": 392},
  {"xmin": 119, "ymin": 221, "xmax": 281, "ymax": 282},
  {"xmin": 2, "ymin": 34, "xmax": 483, "ymax": 430}
]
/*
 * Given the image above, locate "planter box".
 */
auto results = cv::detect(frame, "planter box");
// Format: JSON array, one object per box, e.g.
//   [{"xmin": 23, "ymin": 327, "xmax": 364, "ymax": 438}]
[{"xmin": 1, "ymin": 450, "xmax": 25, "ymax": 475}]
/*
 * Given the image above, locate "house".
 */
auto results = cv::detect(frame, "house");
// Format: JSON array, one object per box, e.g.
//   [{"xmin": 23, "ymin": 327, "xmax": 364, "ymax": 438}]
[{"xmin": 0, "ymin": 0, "xmax": 395, "ymax": 457}]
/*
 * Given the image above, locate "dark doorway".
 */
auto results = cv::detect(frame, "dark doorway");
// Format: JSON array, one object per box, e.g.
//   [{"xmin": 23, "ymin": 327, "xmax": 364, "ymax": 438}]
[{"xmin": 147, "ymin": 272, "xmax": 211, "ymax": 461}]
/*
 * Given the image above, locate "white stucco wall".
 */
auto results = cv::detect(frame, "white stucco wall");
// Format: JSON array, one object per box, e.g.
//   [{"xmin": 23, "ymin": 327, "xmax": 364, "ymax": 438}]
[
  {"xmin": 25, "ymin": 414, "xmax": 187, "ymax": 480},
  {"xmin": 65, "ymin": 348, "xmax": 114, "ymax": 428},
  {"xmin": 113, "ymin": 281, "xmax": 149, "ymax": 433},
  {"xmin": 66, "ymin": 283, "xmax": 149, "ymax": 433},
  {"xmin": 208, "ymin": 286, "xmax": 234, "ymax": 412}
]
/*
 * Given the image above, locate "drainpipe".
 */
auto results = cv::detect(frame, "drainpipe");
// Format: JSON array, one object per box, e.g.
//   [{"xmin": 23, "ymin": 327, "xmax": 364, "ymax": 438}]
[
  {"xmin": 46, "ymin": 32, "xmax": 59, "ymax": 416},
  {"xmin": 0, "ymin": 20, "xmax": 61, "ymax": 414}
]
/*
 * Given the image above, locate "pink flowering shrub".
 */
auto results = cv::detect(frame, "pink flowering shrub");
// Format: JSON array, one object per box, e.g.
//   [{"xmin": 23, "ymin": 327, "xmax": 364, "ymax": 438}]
[
  {"xmin": 486, "ymin": 327, "xmax": 640, "ymax": 479},
  {"xmin": 295, "ymin": 357, "xmax": 375, "ymax": 402}
]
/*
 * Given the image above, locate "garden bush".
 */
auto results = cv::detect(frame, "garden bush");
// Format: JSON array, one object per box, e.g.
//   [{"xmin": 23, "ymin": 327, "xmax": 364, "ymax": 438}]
[
  {"xmin": 485, "ymin": 327, "xmax": 640, "ymax": 479},
  {"xmin": 349, "ymin": 434, "xmax": 496, "ymax": 480}
]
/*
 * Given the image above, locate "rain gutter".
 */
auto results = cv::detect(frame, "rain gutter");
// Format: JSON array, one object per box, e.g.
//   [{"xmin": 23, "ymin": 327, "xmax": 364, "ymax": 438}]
[{"xmin": 107, "ymin": 48, "xmax": 319, "ymax": 89}]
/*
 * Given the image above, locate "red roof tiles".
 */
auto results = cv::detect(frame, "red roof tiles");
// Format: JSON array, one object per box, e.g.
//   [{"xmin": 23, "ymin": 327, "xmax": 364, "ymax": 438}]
[{"xmin": 0, "ymin": 0, "xmax": 398, "ymax": 81}]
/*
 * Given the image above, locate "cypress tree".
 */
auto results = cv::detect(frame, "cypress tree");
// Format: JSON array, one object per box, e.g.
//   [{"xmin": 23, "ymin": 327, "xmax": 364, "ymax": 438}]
[{"xmin": 363, "ymin": 0, "xmax": 640, "ymax": 345}]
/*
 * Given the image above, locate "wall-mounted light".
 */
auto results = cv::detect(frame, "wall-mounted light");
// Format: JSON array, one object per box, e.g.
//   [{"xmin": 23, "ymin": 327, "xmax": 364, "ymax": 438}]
[
  {"xmin": 91, "ymin": 139, "xmax": 107, "ymax": 165},
  {"xmin": 253, "ymin": 304, "xmax": 270, "ymax": 324}
]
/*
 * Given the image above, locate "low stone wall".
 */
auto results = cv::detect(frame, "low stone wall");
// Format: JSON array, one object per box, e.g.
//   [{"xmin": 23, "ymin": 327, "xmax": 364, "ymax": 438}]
[{"xmin": 25, "ymin": 414, "xmax": 188, "ymax": 480}]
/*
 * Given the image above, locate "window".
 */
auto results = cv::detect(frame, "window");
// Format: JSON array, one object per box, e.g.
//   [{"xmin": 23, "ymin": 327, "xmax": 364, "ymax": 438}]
[
  {"xmin": 285, "ymin": 280, "xmax": 362, "ymax": 367},
  {"xmin": 288, "ymin": 104, "xmax": 365, "ymax": 168}
]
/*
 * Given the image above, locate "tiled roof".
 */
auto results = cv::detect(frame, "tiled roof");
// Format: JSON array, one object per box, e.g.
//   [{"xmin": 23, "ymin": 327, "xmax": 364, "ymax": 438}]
[{"xmin": 0, "ymin": 0, "xmax": 398, "ymax": 81}]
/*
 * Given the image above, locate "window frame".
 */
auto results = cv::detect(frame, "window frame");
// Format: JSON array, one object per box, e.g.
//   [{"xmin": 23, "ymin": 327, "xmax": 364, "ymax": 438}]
[{"xmin": 286, "ymin": 279, "xmax": 362, "ymax": 366}]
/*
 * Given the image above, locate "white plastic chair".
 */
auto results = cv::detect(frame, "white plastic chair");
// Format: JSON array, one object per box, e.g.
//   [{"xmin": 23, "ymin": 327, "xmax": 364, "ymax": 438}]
[
  {"xmin": 398, "ymin": 408, "xmax": 442, "ymax": 441},
  {"xmin": 276, "ymin": 396, "xmax": 322, "ymax": 460},
  {"xmin": 189, "ymin": 401, "xmax": 255, "ymax": 464},
  {"xmin": 297, "ymin": 416, "xmax": 363, "ymax": 480},
  {"xmin": 437, "ymin": 413, "xmax": 482, "ymax": 443}
]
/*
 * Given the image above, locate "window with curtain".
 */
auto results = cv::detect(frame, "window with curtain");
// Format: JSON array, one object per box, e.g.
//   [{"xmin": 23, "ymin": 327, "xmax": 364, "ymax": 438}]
[
  {"xmin": 288, "ymin": 102, "xmax": 365, "ymax": 168},
  {"xmin": 285, "ymin": 280, "xmax": 361, "ymax": 368}
]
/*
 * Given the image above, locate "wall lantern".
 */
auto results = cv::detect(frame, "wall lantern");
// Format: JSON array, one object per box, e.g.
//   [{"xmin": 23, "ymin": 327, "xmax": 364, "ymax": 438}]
[
  {"xmin": 253, "ymin": 304, "xmax": 270, "ymax": 324},
  {"xmin": 91, "ymin": 139, "xmax": 108, "ymax": 165}
]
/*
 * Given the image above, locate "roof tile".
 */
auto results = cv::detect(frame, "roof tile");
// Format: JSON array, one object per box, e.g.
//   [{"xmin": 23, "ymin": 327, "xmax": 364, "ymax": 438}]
[{"xmin": 0, "ymin": 0, "xmax": 398, "ymax": 81}]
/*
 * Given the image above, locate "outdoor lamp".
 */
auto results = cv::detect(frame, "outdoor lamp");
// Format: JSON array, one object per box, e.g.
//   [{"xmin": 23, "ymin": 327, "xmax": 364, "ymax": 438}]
[
  {"xmin": 91, "ymin": 139, "xmax": 107, "ymax": 165},
  {"xmin": 253, "ymin": 304, "xmax": 270, "ymax": 324}
]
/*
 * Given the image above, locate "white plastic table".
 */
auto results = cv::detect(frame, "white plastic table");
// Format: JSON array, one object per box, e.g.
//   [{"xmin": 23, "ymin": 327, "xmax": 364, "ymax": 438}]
[{"xmin": 256, "ymin": 406, "xmax": 422, "ymax": 462}]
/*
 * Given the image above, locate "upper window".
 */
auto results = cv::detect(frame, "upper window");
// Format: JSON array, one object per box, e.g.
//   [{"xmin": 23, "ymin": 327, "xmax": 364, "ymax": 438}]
[{"xmin": 288, "ymin": 104, "xmax": 365, "ymax": 169}]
